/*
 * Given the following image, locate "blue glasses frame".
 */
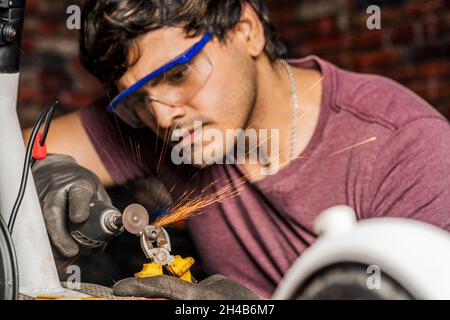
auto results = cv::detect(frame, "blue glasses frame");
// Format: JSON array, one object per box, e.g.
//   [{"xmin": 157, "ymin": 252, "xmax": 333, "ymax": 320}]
[{"xmin": 108, "ymin": 33, "xmax": 213, "ymax": 112}]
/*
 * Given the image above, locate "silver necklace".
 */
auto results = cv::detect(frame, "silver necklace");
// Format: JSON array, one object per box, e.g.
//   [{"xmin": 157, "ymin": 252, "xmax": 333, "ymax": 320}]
[{"xmin": 280, "ymin": 59, "xmax": 299, "ymax": 161}]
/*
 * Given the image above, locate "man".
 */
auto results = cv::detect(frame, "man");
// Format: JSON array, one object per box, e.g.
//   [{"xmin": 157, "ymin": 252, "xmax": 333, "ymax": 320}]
[{"xmin": 27, "ymin": 0, "xmax": 450, "ymax": 299}]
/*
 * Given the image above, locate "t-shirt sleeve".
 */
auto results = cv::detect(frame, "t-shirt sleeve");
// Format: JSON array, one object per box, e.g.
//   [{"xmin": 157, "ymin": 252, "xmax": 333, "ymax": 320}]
[
  {"xmin": 79, "ymin": 97, "xmax": 158, "ymax": 184},
  {"xmin": 367, "ymin": 117, "xmax": 450, "ymax": 231}
]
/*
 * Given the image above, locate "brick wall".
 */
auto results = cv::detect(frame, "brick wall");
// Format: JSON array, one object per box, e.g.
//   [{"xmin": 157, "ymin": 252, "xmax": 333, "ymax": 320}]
[
  {"xmin": 18, "ymin": 0, "xmax": 102, "ymax": 126},
  {"xmin": 18, "ymin": 0, "xmax": 450, "ymax": 127},
  {"xmin": 265, "ymin": 0, "xmax": 450, "ymax": 117}
]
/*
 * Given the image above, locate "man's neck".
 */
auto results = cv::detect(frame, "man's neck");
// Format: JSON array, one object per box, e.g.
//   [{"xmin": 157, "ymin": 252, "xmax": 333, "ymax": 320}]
[{"xmin": 243, "ymin": 58, "xmax": 323, "ymax": 180}]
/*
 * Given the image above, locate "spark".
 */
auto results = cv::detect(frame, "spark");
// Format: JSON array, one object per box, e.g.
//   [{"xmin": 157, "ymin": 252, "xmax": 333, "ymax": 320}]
[
  {"xmin": 299, "ymin": 76, "xmax": 324, "ymax": 100},
  {"xmin": 156, "ymin": 125, "xmax": 174, "ymax": 176},
  {"xmin": 153, "ymin": 184, "xmax": 241, "ymax": 227},
  {"xmin": 329, "ymin": 136, "xmax": 377, "ymax": 156},
  {"xmin": 148, "ymin": 74, "xmax": 326, "ymax": 227},
  {"xmin": 168, "ymin": 183, "xmax": 177, "ymax": 195},
  {"xmin": 155, "ymin": 117, "xmax": 160, "ymax": 153},
  {"xmin": 153, "ymin": 173, "xmax": 251, "ymax": 227}
]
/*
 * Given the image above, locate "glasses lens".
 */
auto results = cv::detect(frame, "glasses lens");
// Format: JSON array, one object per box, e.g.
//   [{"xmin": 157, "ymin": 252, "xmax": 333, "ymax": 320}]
[
  {"xmin": 112, "ymin": 52, "xmax": 212, "ymax": 128},
  {"xmin": 148, "ymin": 52, "xmax": 212, "ymax": 107},
  {"xmin": 114, "ymin": 91, "xmax": 148, "ymax": 128}
]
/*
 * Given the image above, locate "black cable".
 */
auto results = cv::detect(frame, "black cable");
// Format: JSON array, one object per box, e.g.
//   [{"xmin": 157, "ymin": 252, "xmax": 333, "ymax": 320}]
[
  {"xmin": 30, "ymin": 99, "xmax": 57, "ymax": 170},
  {"xmin": 40, "ymin": 100, "xmax": 56, "ymax": 146},
  {"xmin": 0, "ymin": 214, "xmax": 18, "ymax": 300},
  {"xmin": 7, "ymin": 98, "xmax": 58, "ymax": 233},
  {"xmin": 30, "ymin": 158, "xmax": 36, "ymax": 168}
]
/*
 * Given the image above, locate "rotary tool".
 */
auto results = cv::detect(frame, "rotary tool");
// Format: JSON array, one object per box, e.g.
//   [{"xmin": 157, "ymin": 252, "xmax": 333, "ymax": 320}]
[{"xmin": 69, "ymin": 201, "xmax": 124, "ymax": 249}]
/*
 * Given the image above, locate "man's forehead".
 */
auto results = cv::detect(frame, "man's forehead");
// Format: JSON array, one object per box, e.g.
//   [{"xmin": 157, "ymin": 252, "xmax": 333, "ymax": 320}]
[{"xmin": 118, "ymin": 28, "xmax": 202, "ymax": 89}]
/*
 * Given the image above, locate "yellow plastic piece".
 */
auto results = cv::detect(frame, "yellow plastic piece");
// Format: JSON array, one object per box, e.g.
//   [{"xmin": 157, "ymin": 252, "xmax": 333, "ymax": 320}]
[
  {"xmin": 167, "ymin": 255, "xmax": 195, "ymax": 283},
  {"xmin": 134, "ymin": 263, "xmax": 163, "ymax": 278},
  {"xmin": 134, "ymin": 256, "xmax": 195, "ymax": 282},
  {"xmin": 178, "ymin": 270, "xmax": 192, "ymax": 283}
]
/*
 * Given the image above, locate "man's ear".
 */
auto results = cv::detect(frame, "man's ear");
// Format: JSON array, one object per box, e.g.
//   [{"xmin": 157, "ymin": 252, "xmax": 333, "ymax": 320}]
[{"xmin": 232, "ymin": 3, "xmax": 266, "ymax": 58}]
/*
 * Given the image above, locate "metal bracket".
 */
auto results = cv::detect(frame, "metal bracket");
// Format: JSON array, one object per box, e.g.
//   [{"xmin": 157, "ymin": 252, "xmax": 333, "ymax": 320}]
[{"xmin": 139, "ymin": 225, "xmax": 174, "ymax": 265}]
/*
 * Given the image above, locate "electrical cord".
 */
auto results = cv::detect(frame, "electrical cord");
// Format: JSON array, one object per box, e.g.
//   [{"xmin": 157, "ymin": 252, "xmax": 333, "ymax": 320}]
[
  {"xmin": 7, "ymin": 98, "xmax": 58, "ymax": 233},
  {"xmin": 29, "ymin": 98, "xmax": 57, "ymax": 168},
  {"xmin": 0, "ymin": 214, "xmax": 18, "ymax": 300}
]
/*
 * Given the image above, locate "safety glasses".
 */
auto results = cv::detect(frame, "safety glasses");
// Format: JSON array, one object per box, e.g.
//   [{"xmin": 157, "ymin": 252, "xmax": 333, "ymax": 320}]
[{"xmin": 107, "ymin": 33, "xmax": 213, "ymax": 128}]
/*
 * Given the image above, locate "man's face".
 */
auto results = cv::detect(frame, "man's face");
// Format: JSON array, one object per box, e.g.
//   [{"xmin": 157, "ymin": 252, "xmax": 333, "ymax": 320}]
[{"xmin": 117, "ymin": 28, "xmax": 258, "ymax": 166}]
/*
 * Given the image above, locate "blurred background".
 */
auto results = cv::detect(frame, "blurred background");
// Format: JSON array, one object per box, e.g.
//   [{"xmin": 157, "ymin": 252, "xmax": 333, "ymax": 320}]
[{"xmin": 17, "ymin": 0, "xmax": 450, "ymax": 285}]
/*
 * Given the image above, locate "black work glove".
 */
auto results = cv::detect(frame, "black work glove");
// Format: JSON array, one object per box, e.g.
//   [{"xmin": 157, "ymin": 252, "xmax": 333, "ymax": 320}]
[
  {"xmin": 32, "ymin": 154, "xmax": 111, "ymax": 258},
  {"xmin": 113, "ymin": 274, "xmax": 263, "ymax": 300}
]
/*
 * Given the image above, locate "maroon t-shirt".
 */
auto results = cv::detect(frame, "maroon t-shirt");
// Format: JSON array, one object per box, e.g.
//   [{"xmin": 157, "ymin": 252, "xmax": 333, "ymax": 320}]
[{"xmin": 80, "ymin": 56, "xmax": 450, "ymax": 298}]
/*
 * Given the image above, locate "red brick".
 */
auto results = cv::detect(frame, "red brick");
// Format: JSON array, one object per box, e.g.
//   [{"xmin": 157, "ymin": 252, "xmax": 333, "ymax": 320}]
[
  {"xmin": 429, "ymin": 80, "xmax": 450, "ymax": 100},
  {"xmin": 38, "ymin": 20, "xmax": 57, "ymax": 35},
  {"xmin": 349, "ymin": 12, "xmax": 369, "ymax": 31},
  {"xmin": 418, "ymin": 60, "xmax": 450, "ymax": 78},
  {"xmin": 423, "ymin": 13, "xmax": 450, "ymax": 38},
  {"xmin": 336, "ymin": 52, "xmax": 356, "ymax": 69},
  {"xmin": 269, "ymin": 9, "xmax": 296, "ymax": 25},
  {"xmin": 379, "ymin": 7, "xmax": 405, "ymax": 27},
  {"xmin": 60, "ymin": 92, "xmax": 96, "ymax": 110},
  {"xmin": 308, "ymin": 16, "xmax": 338, "ymax": 35},
  {"xmin": 298, "ymin": 34, "xmax": 352, "ymax": 54},
  {"xmin": 390, "ymin": 25, "xmax": 415, "ymax": 45},
  {"xmin": 277, "ymin": 23, "xmax": 304, "ymax": 41},
  {"xmin": 350, "ymin": 30, "xmax": 384, "ymax": 50},
  {"xmin": 20, "ymin": 36, "xmax": 35, "ymax": 53},
  {"xmin": 383, "ymin": 64, "xmax": 419, "ymax": 82},
  {"xmin": 414, "ymin": 42, "xmax": 450, "ymax": 60},
  {"xmin": 353, "ymin": 48, "xmax": 401, "ymax": 70},
  {"xmin": 404, "ymin": 0, "xmax": 446, "ymax": 17},
  {"xmin": 18, "ymin": 86, "xmax": 55, "ymax": 105},
  {"xmin": 25, "ymin": 0, "xmax": 39, "ymax": 13},
  {"xmin": 408, "ymin": 78, "xmax": 450, "ymax": 102}
]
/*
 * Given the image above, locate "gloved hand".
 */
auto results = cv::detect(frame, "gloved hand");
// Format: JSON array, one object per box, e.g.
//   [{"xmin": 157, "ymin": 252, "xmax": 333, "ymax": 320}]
[
  {"xmin": 113, "ymin": 274, "xmax": 263, "ymax": 300},
  {"xmin": 32, "ymin": 154, "xmax": 111, "ymax": 258}
]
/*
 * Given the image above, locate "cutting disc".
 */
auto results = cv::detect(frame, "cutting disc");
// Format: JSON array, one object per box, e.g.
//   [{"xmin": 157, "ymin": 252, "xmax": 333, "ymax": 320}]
[{"xmin": 122, "ymin": 204, "xmax": 149, "ymax": 235}]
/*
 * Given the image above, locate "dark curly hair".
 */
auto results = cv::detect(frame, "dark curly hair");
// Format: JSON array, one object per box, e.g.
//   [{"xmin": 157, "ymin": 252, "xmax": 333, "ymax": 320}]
[{"xmin": 79, "ymin": 0, "xmax": 287, "ymax": 89}]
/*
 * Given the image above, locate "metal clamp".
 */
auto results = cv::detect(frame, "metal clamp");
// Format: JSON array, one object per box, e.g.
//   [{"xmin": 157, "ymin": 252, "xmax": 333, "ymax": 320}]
[{"xmin": 140, "ymin": 225, "xmax": 174, "ymax": 266}]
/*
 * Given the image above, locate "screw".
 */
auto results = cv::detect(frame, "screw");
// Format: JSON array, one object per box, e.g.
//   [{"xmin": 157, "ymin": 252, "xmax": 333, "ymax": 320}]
[
  {"xmin": 157, "ymin": 252, "xmax": 167, "ymax": 262},
  {"xmin": 2, "ymin": 23, "xmax": 17, "ymax": 43}
]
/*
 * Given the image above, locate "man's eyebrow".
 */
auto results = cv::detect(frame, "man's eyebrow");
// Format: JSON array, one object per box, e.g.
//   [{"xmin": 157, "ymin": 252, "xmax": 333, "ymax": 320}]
[
  {"xmin": 148, "ymin": 73, "xmax": 164, "ymax": 87},
  {"xmin": 147, "ymin": 45, "xmax": 193, "ymax": 86},
  {"xmin": 147, "ymin": 64, "xmax": 183, "ymax": 87},
  {"xmin": 134, "ymin": 41, "xmax": 195, "ymax": 90}
]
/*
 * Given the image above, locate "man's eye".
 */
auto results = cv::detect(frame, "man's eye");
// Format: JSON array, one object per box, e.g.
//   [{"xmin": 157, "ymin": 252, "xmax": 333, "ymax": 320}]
[
  {"xmin": 128, "ymin": 92, "xmax": 148, "ymax": 108},
  {"xmin": 166, "ymin": 65, "xmax": 189, "ymax": 84}
]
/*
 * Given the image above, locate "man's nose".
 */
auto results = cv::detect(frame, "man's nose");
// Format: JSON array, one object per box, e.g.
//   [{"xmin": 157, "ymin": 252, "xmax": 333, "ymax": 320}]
[{"xmin": 150, "ymin": 101, "xmax": 186, "ymax": 128}]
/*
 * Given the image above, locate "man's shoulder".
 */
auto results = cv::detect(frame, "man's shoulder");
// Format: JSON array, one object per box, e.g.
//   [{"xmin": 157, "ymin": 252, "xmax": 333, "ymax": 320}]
[
  {"xmin": 330, "ymin": 63, "xmax": 445, "ymax": 132},
  {"xmin": 326, "ymin": 63, "xmax": 450, "ymax": 163}
]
